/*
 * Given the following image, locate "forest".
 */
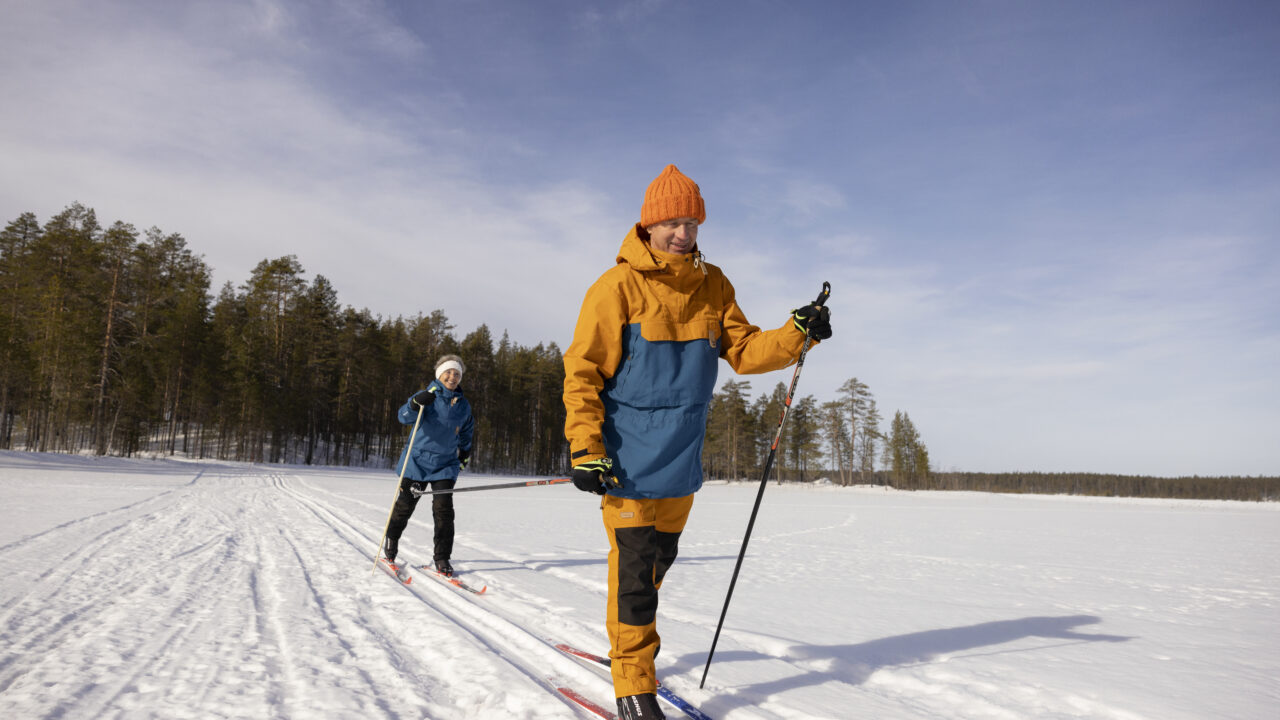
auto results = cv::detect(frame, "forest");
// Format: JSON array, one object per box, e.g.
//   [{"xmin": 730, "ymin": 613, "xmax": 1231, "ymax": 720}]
[{"xmin": 3, "ymin": 203, "xmax": 1273, "ymax": 501}]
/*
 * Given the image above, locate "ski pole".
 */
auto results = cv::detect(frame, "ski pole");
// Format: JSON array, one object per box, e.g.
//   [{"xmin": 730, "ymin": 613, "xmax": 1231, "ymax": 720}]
[
  {"xmin": 700, "ymin": 281, "xmax": 830, "ymax": 688},
  {"xmin": 409, "ymin": 477, "xmax": 573, "ymax": 497},
  {"xmin": 372, "ymin": 400, "xmax": 426, "ymax": 574}
]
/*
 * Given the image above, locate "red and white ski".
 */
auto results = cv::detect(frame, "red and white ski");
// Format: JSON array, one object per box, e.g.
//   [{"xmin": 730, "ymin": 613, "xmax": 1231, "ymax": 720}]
[
  {"xmin": 416, "ymin": 564, "xmax": 487, "ymax": 594},
  {"xmin": 377, "ymin": 557, "xmax": 412, "ymax": 585},
  {"xmin": 554, "ymin": 683, "xmax": 618, "ymax": 719},
  {"xmin": 554, "ymin": 643, "xmax": 713, "ymax": 720}
]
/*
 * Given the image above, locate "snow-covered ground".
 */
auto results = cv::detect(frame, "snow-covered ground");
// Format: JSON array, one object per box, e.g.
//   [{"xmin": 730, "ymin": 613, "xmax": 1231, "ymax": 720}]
[{"xmin": 0, "ymin": 450, "xmax": 1276, "ymax": 719}]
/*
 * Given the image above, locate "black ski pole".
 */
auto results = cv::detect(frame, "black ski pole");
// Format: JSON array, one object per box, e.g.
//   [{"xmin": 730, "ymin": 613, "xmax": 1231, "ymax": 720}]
[
  {"xmin": 700, "ymin": 281, "xmax": 831, "ymax": 689},
  {"xmin": 409, "ymin": 477, "xmax": 573, "ymax": 497}
]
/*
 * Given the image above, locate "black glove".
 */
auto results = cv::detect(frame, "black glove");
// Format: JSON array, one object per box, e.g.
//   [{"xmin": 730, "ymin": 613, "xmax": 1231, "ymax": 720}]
[
  {"xmin": 458, "ymin": 448, "xmax": 471, "ymax": 470},
  {"xmin": 571, "ymin": 458, "xmax": 620, "ymax": 495},
  {"xmin": 791, "ymin": 302, "xmax": 832, "ymax": 340},
  {"xmin": 410, "ymin": 388, "xmax": 436, "ymax": 410}
]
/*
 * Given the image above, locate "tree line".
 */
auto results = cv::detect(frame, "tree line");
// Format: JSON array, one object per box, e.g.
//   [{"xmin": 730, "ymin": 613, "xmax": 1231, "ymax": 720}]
[
  {"xmin": 926, "ymin": 471, "xmax": 1279, "ymax": 502},
  {"xmin": 1, "ymin": 203, "xmax": 566, "ymax": 474},
  {"xmin": 702, "ymin": 376, "xmax": 931, "ymax": 488},
  {"xmin": 4, "ymin": 203, "xmax": 1273, "ymax": 501}
]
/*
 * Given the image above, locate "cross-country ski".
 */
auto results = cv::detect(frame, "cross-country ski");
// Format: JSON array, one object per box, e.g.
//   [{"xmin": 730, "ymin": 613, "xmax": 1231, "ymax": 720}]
[
  {"xmin": 377, "ymin": 556, "xmax": 413, "ymax": 585},
  {"xmin": 555, "ymin": 643, "xmax": 713, "ymax": 720},
  {"xmin": 416, "ymin": 564, "xmax": 488, "ymax": 595}
]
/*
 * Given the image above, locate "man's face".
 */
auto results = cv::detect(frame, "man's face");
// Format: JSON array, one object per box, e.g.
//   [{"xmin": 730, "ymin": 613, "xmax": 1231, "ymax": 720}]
[
  {"xmin": 646, "ymin": 217, "xmax": 700, "ymax": 255},
  {"xmin": 438, "ymin": 369, "xmax": 461, "ymax": 390}
]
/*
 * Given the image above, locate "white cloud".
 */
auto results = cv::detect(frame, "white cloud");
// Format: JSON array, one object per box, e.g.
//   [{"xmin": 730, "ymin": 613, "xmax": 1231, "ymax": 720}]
[{"xmin": 3, "ymin": 1, "xmax": 1277, "ymax": 477}]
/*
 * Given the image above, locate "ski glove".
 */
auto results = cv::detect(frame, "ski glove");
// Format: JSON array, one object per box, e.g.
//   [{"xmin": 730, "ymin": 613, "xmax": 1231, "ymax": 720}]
[
  {"xmin": 410, "ymin": 388, "xmax": 436, "ymax": 410},
  {"xmin": 572, "ymin": 458, "xmax": 621, "ymax": 495},
  {"xmin": 458, "ymin": 448, "xmax": 471, "ymax": 470},
  {"xmin": 792, "ymin": 302, "xmax": 832, "ymax": 340}
]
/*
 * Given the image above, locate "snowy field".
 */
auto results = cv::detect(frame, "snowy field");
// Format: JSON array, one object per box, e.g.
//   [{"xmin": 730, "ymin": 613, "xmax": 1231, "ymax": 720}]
[{"xmin": 0, "ymin": 450, "xmax": 1277, "ymax": 719}]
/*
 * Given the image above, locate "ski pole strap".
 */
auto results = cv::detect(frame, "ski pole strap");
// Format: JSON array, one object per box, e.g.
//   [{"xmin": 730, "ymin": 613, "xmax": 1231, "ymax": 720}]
[{"xmin": 409, "ymin": 477, "xmax": 572, "ymax": 497}]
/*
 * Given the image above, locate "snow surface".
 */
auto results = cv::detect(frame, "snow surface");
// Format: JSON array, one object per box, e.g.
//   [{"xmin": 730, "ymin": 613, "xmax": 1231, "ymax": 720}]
[{"xmin": 1, "ymin": 450, "xmax": 1277, "ymax": 719}]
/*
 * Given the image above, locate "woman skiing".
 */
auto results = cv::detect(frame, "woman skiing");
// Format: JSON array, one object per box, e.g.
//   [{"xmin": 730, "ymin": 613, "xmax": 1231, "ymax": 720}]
[{"xmin": 383, "ymin": 354, "xmax": 474, "ymax": 577}]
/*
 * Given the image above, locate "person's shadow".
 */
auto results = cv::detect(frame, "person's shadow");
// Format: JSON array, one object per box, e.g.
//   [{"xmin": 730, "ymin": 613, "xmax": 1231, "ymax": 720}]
[{"xmin": 677, "ymin": 615, "xmax": 1132, "ymax": 711}]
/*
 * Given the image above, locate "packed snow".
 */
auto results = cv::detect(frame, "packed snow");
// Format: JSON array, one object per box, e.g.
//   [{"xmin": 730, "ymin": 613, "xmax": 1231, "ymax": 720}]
[{"xmin": 1, "ymin": 450, "xmax": 1276, "ymax": 719}]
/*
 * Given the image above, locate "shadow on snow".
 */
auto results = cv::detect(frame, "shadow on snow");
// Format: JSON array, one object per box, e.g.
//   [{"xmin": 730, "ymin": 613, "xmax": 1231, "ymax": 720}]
[{"xmin": 680, "ymin": 614, "xmax": 1133, "ymax": 710}]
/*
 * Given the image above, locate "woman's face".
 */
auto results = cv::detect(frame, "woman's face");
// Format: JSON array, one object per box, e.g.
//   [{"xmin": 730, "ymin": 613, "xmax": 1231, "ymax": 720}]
[{"xmin": 438, "ymin": 368, "xmax": 461, "ymax": 390}]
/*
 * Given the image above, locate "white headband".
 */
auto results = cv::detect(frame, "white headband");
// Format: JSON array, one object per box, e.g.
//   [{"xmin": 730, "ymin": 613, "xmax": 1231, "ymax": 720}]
[{"xmin": 435, "ymin": 360, "xmax": 463, "ymax": 380}]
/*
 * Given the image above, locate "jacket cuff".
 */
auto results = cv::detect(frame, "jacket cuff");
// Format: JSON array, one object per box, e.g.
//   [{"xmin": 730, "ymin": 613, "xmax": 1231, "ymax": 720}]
[{"xmin": 571, "ymin": 446, "xmax": 606, "ymax": 466}]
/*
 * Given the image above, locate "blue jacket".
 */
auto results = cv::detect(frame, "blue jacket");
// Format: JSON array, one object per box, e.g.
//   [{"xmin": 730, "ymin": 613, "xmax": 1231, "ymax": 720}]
[
  {"xmin": 395, "ymin": 380, "xmax": 474, "ymax": 482},
  {"xmin": 563, "ymin": 227, "xmax": 809, "ymax": 499}
]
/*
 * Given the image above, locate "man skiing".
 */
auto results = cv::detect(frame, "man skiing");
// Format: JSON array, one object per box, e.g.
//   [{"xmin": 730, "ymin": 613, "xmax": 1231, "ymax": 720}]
[
  {"xmin": 385, "ymin": 354, "xmax": 475, "ymax": 577},
  {"xmin": 562, "ymin": 164, "xmax": 832, "ymax": 718}
]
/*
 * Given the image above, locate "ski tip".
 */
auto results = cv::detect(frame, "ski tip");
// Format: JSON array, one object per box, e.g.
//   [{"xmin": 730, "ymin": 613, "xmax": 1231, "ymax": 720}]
[
  {"xmin": 455, "ymin": 579, "xmax": 487, "ymax": 594},
  {"xmin": 555, "ymin": 684, "xmax": 617, "ymax": 719}
]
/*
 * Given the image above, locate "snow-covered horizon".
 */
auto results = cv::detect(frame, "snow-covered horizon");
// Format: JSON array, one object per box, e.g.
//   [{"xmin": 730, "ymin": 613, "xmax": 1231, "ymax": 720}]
[{"xmin": 1, "ymin": 450, "xmax": 1277, "ymax": 719}]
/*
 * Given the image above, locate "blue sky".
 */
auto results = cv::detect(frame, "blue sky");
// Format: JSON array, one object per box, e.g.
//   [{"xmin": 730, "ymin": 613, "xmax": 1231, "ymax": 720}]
[{"xmin": 2, "ymin": 0, "xmax": 1277, "ymax": 476}]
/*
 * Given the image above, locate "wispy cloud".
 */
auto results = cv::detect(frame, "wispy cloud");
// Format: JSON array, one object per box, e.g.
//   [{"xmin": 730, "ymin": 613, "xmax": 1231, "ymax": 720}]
[{"xmin": 2, "ymin": 1, "xmax": 1276, "ymax": 476}]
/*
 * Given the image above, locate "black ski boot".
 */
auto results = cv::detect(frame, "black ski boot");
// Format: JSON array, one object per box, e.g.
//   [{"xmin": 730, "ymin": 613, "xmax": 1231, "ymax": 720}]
[
  {"xmin": 383, "ymin": 538, "xmax": 398, "ymax": 564},
  {"xmin": 435, "ymin": 559, "xmax": 453, "ymax": 577},
  {"xmin": 616, "ymin": 693, "xmax": 664, "ymax": 720}
]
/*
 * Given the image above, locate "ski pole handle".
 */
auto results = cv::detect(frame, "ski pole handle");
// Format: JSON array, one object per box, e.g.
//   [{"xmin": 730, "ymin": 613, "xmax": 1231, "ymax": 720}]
[
  {"xmin": 800, "ymin": 281, "xmax": 831, "ymax": 343},
  {"xmin": 814, "ymin": 280, "xmax": 831, "ymax": 308}
]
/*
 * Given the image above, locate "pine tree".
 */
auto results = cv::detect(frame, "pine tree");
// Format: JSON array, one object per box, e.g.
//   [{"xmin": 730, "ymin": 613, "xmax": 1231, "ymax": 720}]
[
  {"xmin": 856, "ymin": 397, "xmax": 882, "ymax": 483},
  {"xmin": 0, "ymin": 213, "xmax": 42, "ymax": 448},
  {"xmin": 837, "ymin": 378, "xmax": 881, "ymax": 483},
  {"xmin": 754, "ymin": 383, "xmax": 788, "ymax": 481},
  {"xmin": 819, "ymin": 399, "xmax": 850, "ymax": 484},
  {"xmin": 886, "ymin": 410, "xmax": 930, "ymax": 489},
  {"xmin": 27, "ymin": 203, "xmax": 103, "ymax": 452},
  {"xmin": 705, "ymin": 379, "xmax": 754, "ymax": 481},
  {"xmin": 784, "ymin": 394, "xmax": 820, "ymax": 482}
]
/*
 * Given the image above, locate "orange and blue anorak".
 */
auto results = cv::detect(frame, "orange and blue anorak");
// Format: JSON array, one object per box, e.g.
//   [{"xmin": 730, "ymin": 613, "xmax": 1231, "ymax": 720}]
[{"xmin": 563, "ymin": 226, "xmax": 810, "ymax": 499}]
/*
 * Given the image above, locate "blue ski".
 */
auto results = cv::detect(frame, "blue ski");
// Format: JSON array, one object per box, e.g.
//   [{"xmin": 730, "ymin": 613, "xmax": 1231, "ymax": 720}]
[{"xmin": 554, "ymin": 643, "xmax": 713, "ymax": 720}]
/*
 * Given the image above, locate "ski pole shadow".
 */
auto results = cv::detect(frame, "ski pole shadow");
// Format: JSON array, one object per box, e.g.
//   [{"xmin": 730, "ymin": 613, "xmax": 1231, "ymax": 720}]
[{"xmin": 677, "ymin": 614, "xmax": 1132, "ymax": 710}]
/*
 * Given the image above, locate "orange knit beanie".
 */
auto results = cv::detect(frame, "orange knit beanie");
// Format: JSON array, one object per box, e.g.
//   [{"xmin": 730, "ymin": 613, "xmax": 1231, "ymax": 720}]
[{"xmin": 640, "ymin": 164, "xmax": 706, "ymax": 227}]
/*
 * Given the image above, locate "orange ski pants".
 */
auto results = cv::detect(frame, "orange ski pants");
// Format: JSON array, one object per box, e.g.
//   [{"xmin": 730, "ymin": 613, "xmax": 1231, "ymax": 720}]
[{"xmin": 601, "ymin": 493, "xmax": 695, "ymax": 698}]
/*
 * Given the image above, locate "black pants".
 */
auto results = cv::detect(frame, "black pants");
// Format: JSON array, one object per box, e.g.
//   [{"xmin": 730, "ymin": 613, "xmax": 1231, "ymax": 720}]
[{"xmin": 386, "ymin": 477, "xmax": 456, "ymax": 561}]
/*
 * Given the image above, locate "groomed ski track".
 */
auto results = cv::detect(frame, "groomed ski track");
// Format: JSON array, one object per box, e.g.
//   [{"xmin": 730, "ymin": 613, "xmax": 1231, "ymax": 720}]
[
  {"xmin": 14, "ymin": 455, "xmax": 1256, "ymax": 719},
  {"xmin": 0, "ymin": 464, "xmax": 639, "ymax": 719}
]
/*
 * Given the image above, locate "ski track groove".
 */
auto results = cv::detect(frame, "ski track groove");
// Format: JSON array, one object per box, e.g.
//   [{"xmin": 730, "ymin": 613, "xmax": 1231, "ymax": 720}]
[
  {"xmin": 1, "ymin": 466, "xmax": 710, "ymax": 718},
  {"xmin": 0, "ymin": 469, "xmax": 271, "ymax": 717},
  {"xmin": 286, "ymin": 472, "xmax": 806, "ymax": 718},
  {"xmin": 273, "ymin": 471, "xmax": 618, "ymax": 718}
]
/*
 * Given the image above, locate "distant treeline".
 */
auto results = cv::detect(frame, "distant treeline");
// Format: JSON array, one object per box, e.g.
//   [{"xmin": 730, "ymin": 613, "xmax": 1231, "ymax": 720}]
[
  {"xmin": 2, "ymin": 203, "xmax": 1271, "ymax": 502},
  {"xmin": 730, "ymin": 466, "xmax": 1278, "ymax": 503},
  {"xmin": 0, "ymin": 203, "xmax": 566, "ymax": 474},
  {"xmin": 919, "ymin": 471, "xmax": 1279, "ymax": 502}
]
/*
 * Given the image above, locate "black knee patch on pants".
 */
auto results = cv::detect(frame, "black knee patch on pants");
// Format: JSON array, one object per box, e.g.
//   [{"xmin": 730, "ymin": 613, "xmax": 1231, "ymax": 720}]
[
  {"xmin": 614, "ymin": 525, "xmax": 659, "ymax": 627},
  {"xmin": 654, "ymin": 530, "xmax": 681, "ymax": 588}
]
